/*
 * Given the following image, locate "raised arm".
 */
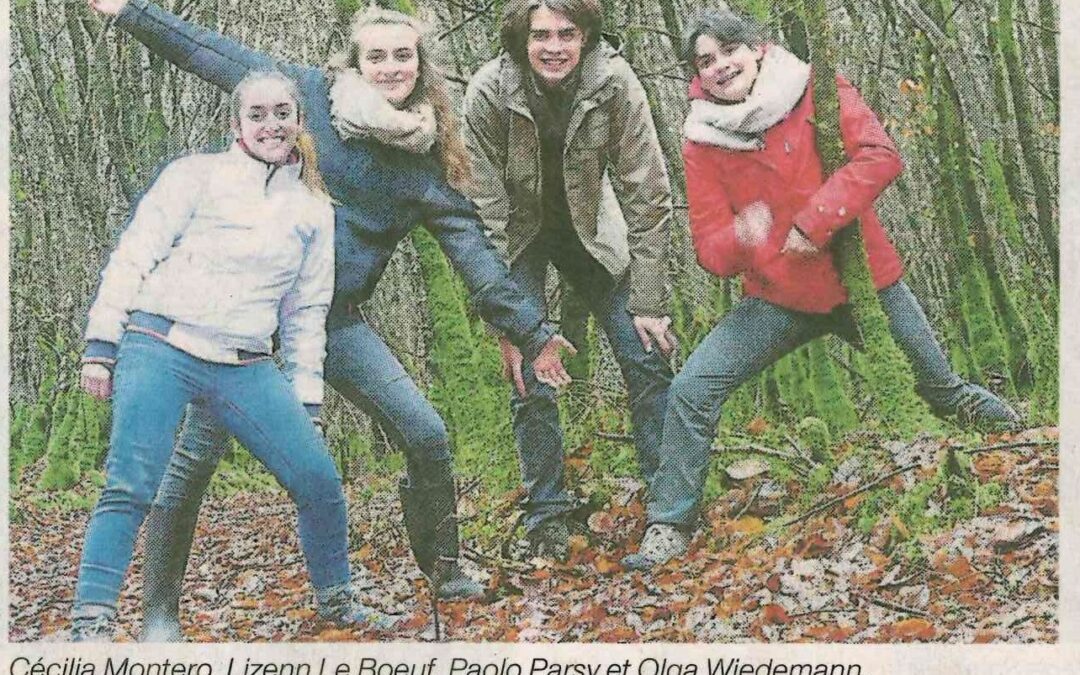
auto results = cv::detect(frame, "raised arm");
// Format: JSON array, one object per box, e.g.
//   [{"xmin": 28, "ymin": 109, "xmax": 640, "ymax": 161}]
[
  {"xmin": 792, "ymin": 75, "xmax": 904, "ymax": 249},
  {"xmin": 277, "ymin": 201, "xmax": 336, "ymax": 417},
  {"xmin": 91, "ymin": 0, "xmax": 293, "ymax": 92}
]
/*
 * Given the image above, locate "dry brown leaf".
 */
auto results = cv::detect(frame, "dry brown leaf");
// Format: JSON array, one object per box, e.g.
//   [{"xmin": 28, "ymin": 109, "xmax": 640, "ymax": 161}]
[
  {"xmin": 798, "ymin": 533, "xmax": 831, "ymax": 557},
  {"xmin": 843, "ymin": 493, "xmax": 866, "ymax": 510},
  {"xmin": 974, "ymin": 629, "xmax": 998, "ymax": 644},
  {"xmin": 568, "ymin": 534, "xmax": 589, "ymax": 555},
  {"xmin": 762, "ymin": 603, "xmax": 792, "ymax": 625},
  {"xmin": 588, "ymin": 510, "xmax": 618, "ymax": 534},
  {"xmin": 731, "ymin": 516, "xmax": 765, "ymax": 535},
  {"xmin": 746, "ymin": 417, "xmax": 769, "ymax": 436},
  {"xmin": 891, "ymin": 618, "xmax": 935, "ymax": 640},
  {"xmin": 316, "ymin": 628, "xmax": 357, "ymax": 641}
]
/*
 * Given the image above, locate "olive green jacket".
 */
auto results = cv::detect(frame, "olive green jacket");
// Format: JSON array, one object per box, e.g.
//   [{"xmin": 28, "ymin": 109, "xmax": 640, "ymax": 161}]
[{"xmin": 462, "ymin": 45, "xmax": 673, "ymax": 317}]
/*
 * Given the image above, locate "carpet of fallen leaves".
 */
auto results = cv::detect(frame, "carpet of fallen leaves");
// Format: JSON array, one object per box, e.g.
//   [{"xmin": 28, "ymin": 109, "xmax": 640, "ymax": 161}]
[{"xmin": 9, "ymin": 427, "xmax": 1057, "ymax": 643}]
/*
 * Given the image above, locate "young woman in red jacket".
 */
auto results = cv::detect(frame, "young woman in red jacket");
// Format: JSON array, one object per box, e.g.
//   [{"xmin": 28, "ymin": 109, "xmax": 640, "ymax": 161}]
[{"xmin": 622, "ymin": 7, "xmax": 1019, "ymax": 570}]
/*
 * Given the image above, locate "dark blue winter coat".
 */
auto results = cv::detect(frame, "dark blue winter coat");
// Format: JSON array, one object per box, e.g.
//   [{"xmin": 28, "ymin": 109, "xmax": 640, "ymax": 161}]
[{"xmin": 114, "ymin": 0, "xmax": 555, "ymax": 360}]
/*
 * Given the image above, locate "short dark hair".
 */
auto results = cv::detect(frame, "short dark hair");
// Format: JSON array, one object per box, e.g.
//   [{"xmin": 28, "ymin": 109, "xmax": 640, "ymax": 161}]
[
  {"xmin": 681, "ymin": 7, "xmax": 765, "ymax": 65},
  {"xmin": 500, "ymin": 0, "xmax": 603, "ymax": 64}
]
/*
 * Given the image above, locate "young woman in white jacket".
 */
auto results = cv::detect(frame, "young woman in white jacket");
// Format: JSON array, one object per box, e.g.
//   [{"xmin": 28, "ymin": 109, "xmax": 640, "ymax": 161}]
[{"xmin": 74, "ymin": 71, "xmax": 382, "ymax": 641}]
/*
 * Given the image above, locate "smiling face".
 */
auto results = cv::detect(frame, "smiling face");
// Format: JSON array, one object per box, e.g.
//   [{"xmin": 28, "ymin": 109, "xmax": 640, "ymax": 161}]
[
  {"xmin": 355, "ymin": 23, "xmax": 421, "ymax": 107},
  {"xmin": 694, "ymin": 34, "xmax": 764, "ymax": 103},
  {"xmin": 526, "ymin": 5, "xmax": 585, "ymax": 87},
  {"xmin": 232, "ymin": 78, "xmax": 301, "ymax": 165}
]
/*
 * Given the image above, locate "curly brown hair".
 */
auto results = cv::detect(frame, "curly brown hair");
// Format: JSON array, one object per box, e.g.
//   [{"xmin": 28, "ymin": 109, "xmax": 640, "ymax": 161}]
[{"xmin": 327, "ymin": 7, "xmax": 470, "ymax": 189}]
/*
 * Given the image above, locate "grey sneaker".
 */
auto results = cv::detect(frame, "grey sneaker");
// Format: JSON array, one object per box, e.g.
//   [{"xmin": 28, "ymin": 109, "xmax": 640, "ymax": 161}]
[
  {"xmin": 316, "ymin": 585, "xmax": 403, "ymax": 632},
  {"xmin": 71, "ymin": 609, "xmax": 116, "ymax": 643},
  {"xmin": 621, "ymin": 524, "xmax": 690, "ymax": 571},
  {"xmin": 527, "ymin": 517, "xmax": 570, "ymax": 562}
]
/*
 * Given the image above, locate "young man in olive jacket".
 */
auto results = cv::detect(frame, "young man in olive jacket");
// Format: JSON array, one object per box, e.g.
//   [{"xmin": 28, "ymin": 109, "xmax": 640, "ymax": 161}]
[{"xmin": 463, "ymin": 0, "xmax": 676, "ymax": 559}]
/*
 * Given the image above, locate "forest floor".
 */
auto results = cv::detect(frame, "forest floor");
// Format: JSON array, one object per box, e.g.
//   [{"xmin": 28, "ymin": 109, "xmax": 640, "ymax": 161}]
[{"xmin": 9, "ymin": 427, "xmax": 1058, "ymax": 643}]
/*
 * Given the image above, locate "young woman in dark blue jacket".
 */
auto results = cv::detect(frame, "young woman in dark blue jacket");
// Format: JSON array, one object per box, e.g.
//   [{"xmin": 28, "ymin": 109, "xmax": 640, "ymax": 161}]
[{"xmin": 89, "ymin": 0, "xmax": 573, "ymax": 641}]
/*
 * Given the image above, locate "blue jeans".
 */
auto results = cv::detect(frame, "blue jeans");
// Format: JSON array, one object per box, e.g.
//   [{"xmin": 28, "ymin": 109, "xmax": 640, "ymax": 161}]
[
  {"xmin": 75, "ymin": 332, "xmax": 349, "ymax": 614},
  {"xmin": 646, "ymin": 281, "xmax": 1019, "ymax": 527},
  {"xmin": 154, "ymin": 313, "xmax": 455, "ymax": 517},
  {"xmin": 509, "ymin": 239, "xmax": 673, "ymax": 531}
]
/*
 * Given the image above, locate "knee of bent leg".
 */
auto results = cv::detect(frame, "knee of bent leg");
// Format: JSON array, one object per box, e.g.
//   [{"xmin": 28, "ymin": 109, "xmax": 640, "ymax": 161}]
[
  {"xmin": 669, "ymin": 370, "xmax": 728, "ymax": 424},
  {"xmin": 287, "ymin": 455, "xmax": 345, "ymax": 508},
  {"xmin": 399, "ymin": 410, "xmax": 452, "ymax": 463}
]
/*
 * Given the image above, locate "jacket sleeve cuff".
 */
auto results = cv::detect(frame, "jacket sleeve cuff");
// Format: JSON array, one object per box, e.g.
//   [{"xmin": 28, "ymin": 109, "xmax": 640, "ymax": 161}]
[
  {"xmin": 116, "ymin": 0, "xmax": 150, "ymax": 28},
  {"xmin": 519, "ymin": 321, "xmax": 557, "ymax": 364},
  {"xmin": 793, "ymin": 204, "xmax": 844, "ymax": 249},
  {"xmin": 627, "ymin": 275, "xmax": 671, "ymax": 318},
  {"xmin": 83, "ymin": 340, "xmax": 118, "ymax": 365}
]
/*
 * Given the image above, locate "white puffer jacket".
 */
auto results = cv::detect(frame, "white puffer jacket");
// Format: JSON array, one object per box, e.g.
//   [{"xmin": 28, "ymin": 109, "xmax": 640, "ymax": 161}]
[{"xmin": 85, "ymin": 143, "xmax": 335, "ymax": 405}]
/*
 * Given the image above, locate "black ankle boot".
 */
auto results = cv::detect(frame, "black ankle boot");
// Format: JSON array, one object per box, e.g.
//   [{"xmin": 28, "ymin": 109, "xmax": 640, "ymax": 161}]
[
  {"xmin": 141, "ymin": 504, "xmax": 197, "ymax": 642},
  {"xmin": 398, "ymin": 476, "xmax": 484, "ymax": 600}
]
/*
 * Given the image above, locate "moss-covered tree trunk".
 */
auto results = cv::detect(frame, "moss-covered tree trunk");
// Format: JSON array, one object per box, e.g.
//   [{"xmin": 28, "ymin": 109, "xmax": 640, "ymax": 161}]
[
  {"xmin": 800, "ymin": 0, "xmax": 934, "ymax": 436},
  {"xmin": 918, "ymin": 41, "xmax": 1013, "ymax": 393},
  {"xmin": 412, "ymin": 229, "xmax": 516, "ymax": 488},
  {"xmin": 996, "ymin": 0, "xmax": 1057, "ymax": 279}
]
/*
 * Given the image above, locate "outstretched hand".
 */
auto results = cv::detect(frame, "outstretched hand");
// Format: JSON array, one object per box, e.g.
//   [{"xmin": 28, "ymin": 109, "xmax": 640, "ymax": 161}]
[
  {"xmin": 532, "ymin": 334, "xmax": 576, "ymax": 391},
  {"xmin": 80, "ymin": 363, "xmax": 113, "ymax": 400},
  {"xmin": 88, "ymin": 0, "xmax": 128, "ymax": 17},
  {"xmin": 499, "ymin": 335, "xmax": 577, "ymax": 397}
]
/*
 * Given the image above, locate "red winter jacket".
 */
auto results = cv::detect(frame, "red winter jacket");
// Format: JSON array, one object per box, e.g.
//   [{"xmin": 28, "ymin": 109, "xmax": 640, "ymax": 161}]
[{"xmin": 683, "ymin": 73, "xmax": 905, "ymax": 314}]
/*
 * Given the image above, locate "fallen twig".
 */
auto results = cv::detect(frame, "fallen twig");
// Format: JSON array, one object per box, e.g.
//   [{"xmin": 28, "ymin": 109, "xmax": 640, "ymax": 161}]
[
  {"xmin": 786, "ymin": 462, "xmax": 920, "ymax": 526},
  {"xmin": 787, "ymin": 607, "xmax": 858, "ymax": 620},
  {"xmin": 960, "ymin": 440, "xmax": 1057, "ymax": 455},
  {"xmin": 601, "ymin": 432, "xmax": 815, "ymax": 476},
  {"xmin": 734, "ymin": 483, "xmax": 763, "ymax": 520},
  {"xmin": 719, "ymin": 444, "xmax": 814, "ymax": 473},
  {"xmin": 855, "ymin": 592, "xmax": 931, "ymax": 619}
]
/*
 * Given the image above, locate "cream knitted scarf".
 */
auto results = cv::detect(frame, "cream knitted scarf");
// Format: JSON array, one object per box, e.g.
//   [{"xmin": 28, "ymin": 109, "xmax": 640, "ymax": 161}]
[
  {"xmin": 683, "ymin": 45, "xmax": 811, "ymax": 151},
  {"xmin": 328, "ymin": 69, "xmax": 438, "ymax": 154}
]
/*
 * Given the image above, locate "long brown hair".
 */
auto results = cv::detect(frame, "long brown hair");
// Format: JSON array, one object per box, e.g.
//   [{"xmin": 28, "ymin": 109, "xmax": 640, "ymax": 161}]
[{"xmin": 327, "ymin": 7, "xmax": 471, "ymax": 189}]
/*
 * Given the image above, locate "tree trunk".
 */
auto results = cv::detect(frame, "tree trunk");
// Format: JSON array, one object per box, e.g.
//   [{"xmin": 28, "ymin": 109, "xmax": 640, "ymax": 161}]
[
  {"xmin": 800, "ymin": 0, "xmax": 934, "ymax": 436},
  {"xmin": 997, "ymin": 0, "xmax": 1058, "ymax": 279}
]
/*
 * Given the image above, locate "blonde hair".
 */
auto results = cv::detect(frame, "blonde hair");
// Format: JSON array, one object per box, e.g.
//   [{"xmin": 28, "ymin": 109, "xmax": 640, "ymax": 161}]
[
  {"xmin": 231, "ymin": 71, "xmax": 328, "ymax": 197},
  {"xmin": 327, "ymin": 6, "xmax": 471, "ymax": 189}
]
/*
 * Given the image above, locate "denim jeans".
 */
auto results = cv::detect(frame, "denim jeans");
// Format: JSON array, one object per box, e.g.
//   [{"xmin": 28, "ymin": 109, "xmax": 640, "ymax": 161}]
[
  {"xmin": 154, "ymin": 313, "xmax": 455, "ymax": 519},
  {"xmin": 646, "ymin": 281, "xmax": 1019, "ymax": 527},
  {"xmin": 75, "ymin": 332, "xmax": 349, "ymax": 614},
  {"xmin": 508, "ymin": 238, "xmax": 673, "ymax": 532}
]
